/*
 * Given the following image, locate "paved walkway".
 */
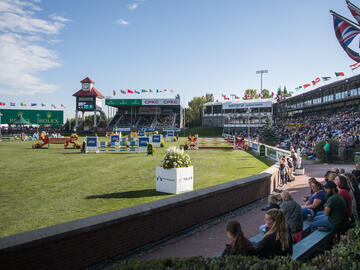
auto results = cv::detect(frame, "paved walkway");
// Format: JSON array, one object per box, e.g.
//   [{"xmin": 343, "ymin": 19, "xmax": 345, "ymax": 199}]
[{"xmin": 135, "ymin": 161, "xmax": 354, "ymax": 260}]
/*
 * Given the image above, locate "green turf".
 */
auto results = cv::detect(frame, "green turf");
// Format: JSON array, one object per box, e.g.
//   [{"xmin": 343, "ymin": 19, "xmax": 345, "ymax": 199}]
[{"xmin": 0, "ymin": 137, "xmax": 270, "ymax": 237}]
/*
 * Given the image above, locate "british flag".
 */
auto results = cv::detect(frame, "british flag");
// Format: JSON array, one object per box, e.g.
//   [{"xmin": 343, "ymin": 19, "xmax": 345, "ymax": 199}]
[
  {"xmin": 333, "ymin": 12, "xmax": 360, "ymax": 62},
  {"xmin": 347, "ymin": 0, "xmax": 360, "ymax": 24}
]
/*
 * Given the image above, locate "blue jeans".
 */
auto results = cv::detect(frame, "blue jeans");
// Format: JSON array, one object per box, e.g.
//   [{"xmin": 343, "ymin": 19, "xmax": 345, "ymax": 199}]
[
  {"xmin": 310, "ymin": 214, "xmax": 334, "ymax": 230},
  {"xmin": 302, "ymin": 208, "xmax": 314, "ymax": 220}
]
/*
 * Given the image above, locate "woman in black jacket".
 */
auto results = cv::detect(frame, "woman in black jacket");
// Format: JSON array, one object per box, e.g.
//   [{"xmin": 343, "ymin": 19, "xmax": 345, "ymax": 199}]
[
  {"xmin": 222, "ymin": 221, "xmax": 254, "ymax": 256},
  {"xmin": 253, "ymin": 209, "xmax": 293, "ymax": 258}
]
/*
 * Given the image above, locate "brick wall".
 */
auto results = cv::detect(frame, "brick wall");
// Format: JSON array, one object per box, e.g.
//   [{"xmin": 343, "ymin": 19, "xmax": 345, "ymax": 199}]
[{"xmin": 0, "ymin": 171, "xmax": 277, "ymax": 270}]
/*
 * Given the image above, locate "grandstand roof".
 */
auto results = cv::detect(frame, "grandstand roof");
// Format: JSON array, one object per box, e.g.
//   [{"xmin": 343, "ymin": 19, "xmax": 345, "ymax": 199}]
[{"xmin": 73, "ymin": 87, "xmax": 105, "ymax": 98}]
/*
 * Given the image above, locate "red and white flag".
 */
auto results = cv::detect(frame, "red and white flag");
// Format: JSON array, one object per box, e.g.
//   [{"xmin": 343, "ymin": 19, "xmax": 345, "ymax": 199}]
[
  {"xmin": 312, "ymin": 77, "xmax": 320, "ymax": 85},
  {"xmin": 350, "ymin": 62, "xmax": 360, "ymax": 70}
]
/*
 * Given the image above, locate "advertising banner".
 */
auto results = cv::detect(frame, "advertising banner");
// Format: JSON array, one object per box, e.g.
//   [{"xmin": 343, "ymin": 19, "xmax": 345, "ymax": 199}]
[
  {"xmin": 105, "ymin": 99, "xmax": 142, "ymax": 106},
  {"xmin": 152, "ymin": 134, "xmax": 161, "ymax": 147},
  {"xmin": 142, "ymin": 99, "xmax": 180, "ymax": 106},
  {"xmin": 0, "ymin": 109, "xmax": 63, "ymax": 126},
  {"xmin": 222, "ymin": 101, "xmax": 272, "ymax": 109},
  {"xmin": 110, "ymin": 135, "xmax": 120, "ymax": 146},
  {"xmin": 86, "ymin": 136, "xmax": 99, "ymax": 153}
]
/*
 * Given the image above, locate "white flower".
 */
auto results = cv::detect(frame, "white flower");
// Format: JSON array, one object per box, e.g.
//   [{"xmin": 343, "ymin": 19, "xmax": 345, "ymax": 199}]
[
  {"xmin": 166, "ymin": 160, "xmax": 169, "ymax": 163},
  {"xmin": 173, "ymin": 162, "xmax": 177, "ymax": 166}
]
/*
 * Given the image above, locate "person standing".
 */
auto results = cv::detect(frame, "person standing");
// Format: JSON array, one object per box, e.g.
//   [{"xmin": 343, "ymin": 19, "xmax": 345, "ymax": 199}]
[{"xmin": 323, "ymin": 140, "xmax": 330, "ymax": 165}]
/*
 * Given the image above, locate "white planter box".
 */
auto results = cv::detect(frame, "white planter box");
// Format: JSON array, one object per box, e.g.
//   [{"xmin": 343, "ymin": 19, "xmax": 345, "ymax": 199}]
[
  {"xmin": 294, "ymin": 168, "xmax": 305, "ymax": 175},
  {"xmin": 156, "ymin": 166, "xmax": 194, "ymax": 194}
]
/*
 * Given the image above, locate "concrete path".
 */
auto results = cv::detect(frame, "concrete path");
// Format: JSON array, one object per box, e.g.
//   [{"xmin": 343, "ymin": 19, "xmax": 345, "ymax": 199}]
[{"xmin": 135, "ymin": 161, "xmax": 354, "ymax": 260}]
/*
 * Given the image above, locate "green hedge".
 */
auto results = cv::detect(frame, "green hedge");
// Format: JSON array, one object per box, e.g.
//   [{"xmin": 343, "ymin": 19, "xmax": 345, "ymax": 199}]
[
  {"xmin": 109, "ymin": 223, "xmax": 360, "ymax": 270},
  {"xmin": 315, "ymin": 139, "xmax": 339, "ymax": 162},
  {"xmin": 183, "ymin": 127, "xmax": 223, "ymax": 137}
]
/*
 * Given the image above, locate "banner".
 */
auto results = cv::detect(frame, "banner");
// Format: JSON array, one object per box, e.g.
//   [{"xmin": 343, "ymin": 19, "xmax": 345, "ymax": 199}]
[
  {"xmin": 222, "ymin": 101, "xmax": 272, "ymax": 109},
  {"xmin": 0, "ymin": 109, "xmax": 63, "ymax": 126},
  {"xmin": 142, "ymin": 99, "xmax": 180, "ymax": 106}
]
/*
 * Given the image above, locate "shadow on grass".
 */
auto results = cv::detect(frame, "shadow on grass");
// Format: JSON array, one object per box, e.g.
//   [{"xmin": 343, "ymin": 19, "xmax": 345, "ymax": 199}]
[
  {"xmin": 246, "ymin": 151, "xmax": 275, "ymax": 167},
  {"xmin": 86, "ymin": 189, "xmax": 168, "ymax": 199}
]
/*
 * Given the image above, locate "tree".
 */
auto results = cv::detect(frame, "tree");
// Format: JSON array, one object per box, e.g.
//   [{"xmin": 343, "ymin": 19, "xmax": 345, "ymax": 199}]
[
  {"xmin": 243, "ymin": 89, "xmax": 258, "ymax": 100},
  {"xmin": 260, "ymin": 116, "xmax": 280, "ymax": 146},
  {"xmin": 186, "ymin": 94, "xmax": 213, "ymax": 128},
  {"xmin": 261, "ymin": 89, "xmax": 271, "ymax": 99}
]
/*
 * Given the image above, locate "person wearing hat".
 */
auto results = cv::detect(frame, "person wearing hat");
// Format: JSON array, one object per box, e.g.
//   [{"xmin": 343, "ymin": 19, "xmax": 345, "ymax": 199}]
[{"xmin": 310, "ymin": 181, "xmax": 347, "ymax": 231}]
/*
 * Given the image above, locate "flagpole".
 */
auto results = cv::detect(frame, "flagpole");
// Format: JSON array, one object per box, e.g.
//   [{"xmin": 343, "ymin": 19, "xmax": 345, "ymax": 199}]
[{"xmin": 330, "ymin": 10, "xmax": 360, "ymax": 31}]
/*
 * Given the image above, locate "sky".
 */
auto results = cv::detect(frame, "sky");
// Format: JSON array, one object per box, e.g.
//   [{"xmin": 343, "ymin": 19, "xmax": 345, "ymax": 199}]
[{"xmin": 0, "ymin": 0, "xmax": 360, "ymax": 120}]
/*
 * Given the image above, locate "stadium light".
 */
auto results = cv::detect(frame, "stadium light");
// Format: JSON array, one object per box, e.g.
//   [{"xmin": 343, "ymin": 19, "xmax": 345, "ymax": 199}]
[
  {"xmin": 36, "ymin": 113, "xmax": 40, "ymax": 134},
  {"xmin": 256, "ymin": 70, "xmax": 269, "ymax": 94},
  {"xmin": 246, "ymin": 108, "xmax": 252, "ymax": 138}
]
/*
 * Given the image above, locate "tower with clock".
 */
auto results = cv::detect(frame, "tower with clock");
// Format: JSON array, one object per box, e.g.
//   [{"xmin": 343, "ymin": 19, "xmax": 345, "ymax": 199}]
[{"xmin": 73, "ymin": 77, "xmax": 105, "ymax": 131}]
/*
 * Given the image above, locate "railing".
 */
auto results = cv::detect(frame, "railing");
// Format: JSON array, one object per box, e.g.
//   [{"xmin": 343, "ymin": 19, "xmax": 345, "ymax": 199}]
[{"xmin": 244, "ymin": 139, "xmax": 291, "ymax": 162}]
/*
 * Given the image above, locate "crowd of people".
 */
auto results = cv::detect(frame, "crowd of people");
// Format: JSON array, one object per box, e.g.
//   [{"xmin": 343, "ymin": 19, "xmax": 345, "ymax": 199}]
[
  {"xmin": 221, "ymin": 165, "xmax": 360, "ymax": 258},
  {"xmin": 273, "ymin": 110, "xmax": 360, "ymax": 159}
]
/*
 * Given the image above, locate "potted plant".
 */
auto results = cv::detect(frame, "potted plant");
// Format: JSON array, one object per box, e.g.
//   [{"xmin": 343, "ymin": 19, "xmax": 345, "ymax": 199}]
[{"xmin": 156, "ymin": 147, "xmax": 193, "ymax": 194}]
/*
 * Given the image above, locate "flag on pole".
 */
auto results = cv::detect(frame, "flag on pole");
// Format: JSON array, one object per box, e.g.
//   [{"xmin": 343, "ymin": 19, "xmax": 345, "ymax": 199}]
[
  {"xmin": 322, "ymin": 77, "xmax": 332, "ymax": 81},
  {"xmin": 332, "ymin": 11, "xmax": 360, "ymax": 62},
  {"xmin": 10, "ymin": 102, "xmax": 15, "ymax": 106},
  {"xmin": 135, "ymin": 90, "xmax": 140, "ymax": 94},
  {"xmin": 128, "ymin": 89, "xmax": 134, "ymax": 93},
  {"xmin": 312, "ymin": 77, "xmax": 320, "ymax": 85},
  {"xmin": 51, "ymin": 104, "xmax": 56, "ymax": 109},
  {"xmin": 141, "ymin": 89, "xmax": 147, "ymax": 93},
  {"xmin": 295, "ymin": 86, "xmax": 302, "ymax": 91},
  {"xmin": 61, "ymin": 104, "xmax": 65, "ymax": 108},
  {"xmin": 0, "ymin": 102, "xmax": 5, "ymax": 106},
  {"xmin": 113, "ymin": 90, "xmax": 116, "ymax": 96},
  {"xmin": 303, "ymin": 84, "xmax": 311, "ymax": 89},
  {"xmin": 170, "ymin": 89, "xmax": 174, "ymax": 93},
  {"xmin": 335, "ymin": 72, "xmax": 345, "ymax": 77},
  {"xmin": 164, "ymin": 89, "xmax": 167, "ymax": 92},
  {"xmin": 31, "ymin": 103, "xmax": 37, "ymax": 106},
  {"xmin": 149, "ymin": 89, "xmax": 153, "ymax": 92},
  {"xmin": 350, "ymin": 62, "xmax": 360, "ymax": 70},
  {"xmin": 346, "ymin": 0, "xmax": 360, "ymax": 24},
  {"xmin": 41, "ymin": 103, "xmax": 46, "ymax": 107},
  {"xmin": 121, "ymin": 90, "xmax": 126, "ymax": 94}
]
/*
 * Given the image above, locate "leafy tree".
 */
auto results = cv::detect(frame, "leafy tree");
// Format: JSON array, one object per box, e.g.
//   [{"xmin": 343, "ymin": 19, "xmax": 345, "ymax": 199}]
[
  {"xmin": 186, "ymin": 94, "xmax": 213, "ymax": 128},
  {"xmin": 260, "ymin": 116, "xmax": 280, "ymax": 146},
  {"xmin": 261, "ymin": 89, "xmax": 271, "ymax": 98},
  {"xmin": 243, "ymin": 89, "xmax": 258, "ymax": 100}
]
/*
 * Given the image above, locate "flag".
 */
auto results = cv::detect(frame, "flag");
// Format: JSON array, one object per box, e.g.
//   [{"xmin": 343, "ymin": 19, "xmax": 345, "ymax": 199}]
[
  {"xmin": 303, "ymin": 84, "xmax": 311, "ymax": 89},
  {"xmin": 235, "ymin": 96, "xmax": 240, "ymax": 99},
  {"xmin": 271, "ymin": 92, "xmax": 274, "ymax": 96},
  {"xmin": 221, "ymin": 94, "xmax": 226, "ymax": 98},
  {"xmin": 347, "ymin": 0, "xmax": 360, "ymax": 24},
  {"xmin": 113, "ymin": 90, "xmax": 116, "ymax": 96},
  {"xmin": 141, "ymin": 89, "xmax": 147, "ymax": 93},
  {"xmin": 332, "ymin": 12, "xmax": 360, "ymax": 62},
  {"xmin": 41, "ymin": 103, "xmax": 46, "ymax": 107},
  {"xmin": 128, "ymin": 89, "xmax": 133, "ymax": 94},
  {"xmin": 121, "ymin": 90, "xmax": 126, "ymax": 94},
  {"xmin": 31, "ymin": 103, "xmax": 37, "ymax": 106},
  {"xmin": 135, "ymin": 90, "xmax": 140, "ymax": 94},
  {"xmin": 10, "ymin": 102, "xmax": 15, "ymax": 106},
  {"xmin": 170, "ymin": 89, "xmax": 174, "ymax": 93},
  {"xmin": 156, "ymin": 89, "xmax": 159, "ymax": 93},
  {"xmin": 322, "ymin": 77, "xmax": 332, "ymax": 81},
  {"xmin": 335, "ymin": 72, "xmax": 345, "ymax": 77},
  {"xmin": 0, "ymin": 102, "xmax": 4, "ymax": 106},
  {"xmin": 225, "ymin": 97, "xmax": 230, "ymax": 100},
  {"xmin": 51, "ymin": 104, "xmax": 56, "ymax": 109},
  {"xmin": 202, "ymin": 96, "xmax": 206, "ymax": 99},
  {"xmin": 312, "ymin": 77, "xmax": 320, "ymax": 85},
  {"xmin": 164, "ymin": 89, "xmax": 167, "ymax": 92},
  {"xmin": 149, "ymin": 89, "xmax": 153, "ymax": 92},
  {"xmin": 61, "ymin": 104, "xmax": 65, "ymax": 108},
  {"xmin": 295, "ymin": 86, "xmax": 302, "ymax": 91},
  {"xmin": 23, "ymin": 103, "xmax": 27, "ymax": 107},
  {"xmin": 350, "ymin": 62, "xmax": 360, "ymax": 70}
]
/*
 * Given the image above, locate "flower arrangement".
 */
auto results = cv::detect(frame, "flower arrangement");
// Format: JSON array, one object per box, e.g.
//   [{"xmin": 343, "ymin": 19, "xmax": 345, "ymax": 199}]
[{"xmin": 161, "ymin": 147, "xmax": 191, "ymax": 169}]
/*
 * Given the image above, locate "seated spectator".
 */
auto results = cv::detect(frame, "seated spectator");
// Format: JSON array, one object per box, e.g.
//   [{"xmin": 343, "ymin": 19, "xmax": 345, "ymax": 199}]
[
  {"xmin": 339, "ymin": 168, "xmax": 345, "ymax": 175},
  {"xmin": 280, "ymin": 191, "xmax": 303, "ymax": 236},
  {"xmin": 302, "ymin": 180, "xmax": 327, "ymax": 219},
  {"xmin": 253, "ymin": 209, "xmax": 293, "ymax": 258},
  {"xmin": 345, "ymin": 172, "xmax": 360, "ymax": 217},
  {"xmin": 352, "ymin": 164, "xmax": 360, "ymax": 181},
  {"xmin": 221, "ymin": 221, "xmax": 254, "ymax": 256},
  {"xmin": 334, "ymin": 175, "xmax": 353, "ymax": 220},
  {"xmin": 310, "ymin": 181, "xmax": 347, "ymax": 231},
  {"xmin": 260, "ymin": 195, "xmax": 280, "ymax": 233},
  {"xmin": 302, "ymin": 177, "xmax": 315, "ymax": 202}
]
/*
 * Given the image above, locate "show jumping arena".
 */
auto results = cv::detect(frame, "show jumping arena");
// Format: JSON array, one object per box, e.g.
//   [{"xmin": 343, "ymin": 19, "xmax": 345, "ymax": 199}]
[{"xmin": 197, "ymin": 137, "xmax": 234, "ymax": 149}]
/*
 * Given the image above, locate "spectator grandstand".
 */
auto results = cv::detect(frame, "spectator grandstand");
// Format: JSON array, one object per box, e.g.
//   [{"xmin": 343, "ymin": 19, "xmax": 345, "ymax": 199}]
[{"xmin": 106, "ymin": 97, "xmax": 183, "ymax": 131}]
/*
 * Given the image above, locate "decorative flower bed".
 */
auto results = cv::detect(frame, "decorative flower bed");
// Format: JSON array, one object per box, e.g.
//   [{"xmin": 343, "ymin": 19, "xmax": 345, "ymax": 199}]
[{"xmin": 161, "ymin": 147, "xmax": 191, "ymax": 169}]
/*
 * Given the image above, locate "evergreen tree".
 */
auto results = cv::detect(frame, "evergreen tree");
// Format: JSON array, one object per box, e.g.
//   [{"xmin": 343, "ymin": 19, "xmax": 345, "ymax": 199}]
[{"xmin": 260, "ymin": 116, "xmax": 280, "ymax": 146}]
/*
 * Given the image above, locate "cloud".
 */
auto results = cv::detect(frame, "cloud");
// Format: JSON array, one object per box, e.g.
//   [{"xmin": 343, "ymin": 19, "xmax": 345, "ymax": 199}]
[
  {"xmin": 115, "ymin": 18, "xmax": 129, "ymax": 25},
  {"xmin": 0, "ymin": 0, "xmax": 68, "ymax": 96},
  {"xmin": 128, "ymin": 3, "xmax": 138, "ymax": 10}
]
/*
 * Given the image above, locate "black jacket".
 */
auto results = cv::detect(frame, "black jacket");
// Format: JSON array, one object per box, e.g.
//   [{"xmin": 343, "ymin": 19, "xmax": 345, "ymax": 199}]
[{"xmin": 252, "ymin": 230, "xmax": 293, "ymax": 258}]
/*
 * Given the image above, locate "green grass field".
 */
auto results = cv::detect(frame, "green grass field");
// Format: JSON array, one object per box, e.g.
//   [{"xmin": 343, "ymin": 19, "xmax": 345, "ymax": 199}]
[{"xmin": 0, "ymin": 138, "xmax": 270, "ymax": 237}]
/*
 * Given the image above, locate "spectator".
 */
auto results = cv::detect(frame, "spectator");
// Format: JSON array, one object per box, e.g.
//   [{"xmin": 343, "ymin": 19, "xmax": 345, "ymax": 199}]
[
  {"xmin": 260, "ymin": 195, "xmax": 280, "ymax": 233},
  {"xmin": 339, "ymin": 168, "xmax": 345, "ymax": 175},
  {"xmin": 352, "ymin": 164, "xmax": 360, "ymax": 181},
  {"xmin": 253, "ymin": 209, "xmax": 293, "ymax": 258},
  {"xmin": 290, "ymin": 150, "xmax": 298, "ymax": 169},
  {"xmin": 302, "ymin": 177, "xmax": 316, "ymax": 202},
  {"xmin": 310, "ymin": 181, "xmax": 347, "ymax": 231},
  {"xmin": 280, "ymin": 191, "xmax": 303, "ymax": 236},
  {"xmin": 279, "ymin": 158, "xmax": 288, "ymax": 186},
  {"xmin": 302, "ymin": 180, "xmax": 328, "ymax": 219},
  {"xmin": 345, "ymin": 172, "xmax": 360, "ymax": 217},
  {"xmin": 323, "ymin": 140, "xmax": 330, "ymax": 164},
  {"xmin": 334, "ymin": 175, "xmax": 353, "ymax": 220},
  {"xmin": 221, "ymin": 221, "xmax": 254, "ymax": 256}
]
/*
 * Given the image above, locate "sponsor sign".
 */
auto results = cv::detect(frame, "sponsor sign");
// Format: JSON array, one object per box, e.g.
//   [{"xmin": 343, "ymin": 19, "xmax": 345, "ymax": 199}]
[
  {"xmin": 0, "ymin": 109, "xmax": 63, "ymax": 126},
  {"xmin": 152, "ymin": 134, "xmax": 161, "ymax": 147},
  {"xmin": 110, "ymin": 135, "xmax": 120, "ymax": 146},
  {"xmin": 105, "ymin": 99, "xmax": 142, "ymax": 106},
  {"xmin": 142, "ymin": 99, "xmax": 180, "ymax": 106},
  {"xmin": 86, "ymin": 136, "xmax": 99, "ymax": 153},
  {"xmin": 138, "ymin": 137, "xmax": 149, "ymax": 151},
  {"xmin": 156, "ymin": 166, "xmax": 194, "ymax": 194},
  {"xmin": 222, "ymin": 101, "xmax": 272, "ymax": 109},
  {"xmin": 139, "ymin": 131, "xmax": 145, "ymax": 137}
]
